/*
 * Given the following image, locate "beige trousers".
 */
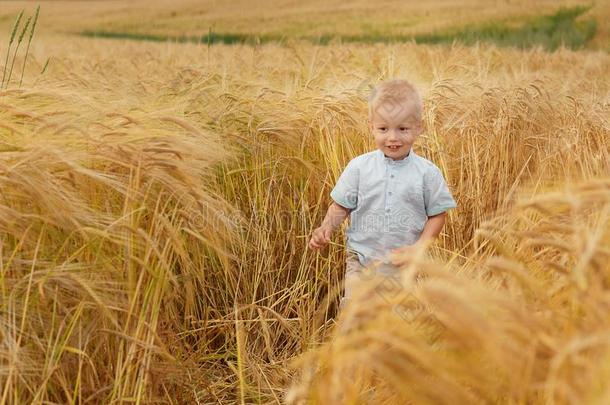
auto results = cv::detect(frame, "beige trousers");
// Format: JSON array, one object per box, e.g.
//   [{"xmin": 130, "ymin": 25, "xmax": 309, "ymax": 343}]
[{"xmin": 341, "ymin": 250, "xmax": 401, "ymax": 309}]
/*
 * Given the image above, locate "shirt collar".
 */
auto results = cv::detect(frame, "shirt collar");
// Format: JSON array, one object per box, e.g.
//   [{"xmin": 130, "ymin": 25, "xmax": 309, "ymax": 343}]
[{"xmin": 377, "ymin": 148, "xmax": 414, "ymax": 165}]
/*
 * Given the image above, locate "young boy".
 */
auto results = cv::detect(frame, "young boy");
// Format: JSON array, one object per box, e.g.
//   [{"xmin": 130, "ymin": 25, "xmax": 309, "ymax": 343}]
[{"xmin": 308, "ymin": 79, "xmax": 457, "ymax": 308}]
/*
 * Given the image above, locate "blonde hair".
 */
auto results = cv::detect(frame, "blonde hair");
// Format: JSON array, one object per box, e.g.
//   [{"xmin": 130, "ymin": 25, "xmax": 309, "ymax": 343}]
[{"xmin": 368, "ymin": 79, "xmax": 423, "ymax": 121}]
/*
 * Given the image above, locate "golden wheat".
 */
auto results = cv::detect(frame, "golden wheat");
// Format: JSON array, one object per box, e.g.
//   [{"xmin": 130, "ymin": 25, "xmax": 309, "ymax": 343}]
[{"xmin": 0, "ymin": 13, "xmax": 607, "ymax": 403}]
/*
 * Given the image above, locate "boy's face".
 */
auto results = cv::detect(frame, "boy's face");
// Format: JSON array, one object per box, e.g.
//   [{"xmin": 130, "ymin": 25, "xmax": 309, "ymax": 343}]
[{"xmin": 369, "ymin": 100, "xmax": 422, "ymax": 160}]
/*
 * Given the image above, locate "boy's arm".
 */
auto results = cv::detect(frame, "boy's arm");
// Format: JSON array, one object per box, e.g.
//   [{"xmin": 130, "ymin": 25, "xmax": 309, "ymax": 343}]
[
  {"xmin": 308, "ymin": 202, "xmax": 352, "ymax": 250},
  {"xmin": 417, "ymin": 211, "xmax": 447, "ymax": 244}
]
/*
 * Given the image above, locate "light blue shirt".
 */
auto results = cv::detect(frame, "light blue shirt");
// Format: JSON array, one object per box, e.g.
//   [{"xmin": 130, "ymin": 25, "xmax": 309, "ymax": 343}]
[{"xmin": 330, "ymin": 148, "xmax": 457, "ymax": 266}]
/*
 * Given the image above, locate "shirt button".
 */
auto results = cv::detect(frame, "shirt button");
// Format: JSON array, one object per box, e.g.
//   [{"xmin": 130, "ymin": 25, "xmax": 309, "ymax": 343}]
[
  {"xmin": 390, "ymin": 174, "xmax": 395, "ymax": 178},
  {"xmin": 388, "ymin": 191, "xmax": 392, "ymax": 195},
  {"xmin": 386, "ymin": 208, "xmax": 390, "ymax": 212}
]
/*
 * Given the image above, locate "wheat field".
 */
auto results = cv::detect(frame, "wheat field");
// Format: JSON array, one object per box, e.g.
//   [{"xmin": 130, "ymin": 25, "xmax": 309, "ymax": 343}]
[{"xmin": 0, "ymin": 1, "xmax": 609, "ymax": 404}]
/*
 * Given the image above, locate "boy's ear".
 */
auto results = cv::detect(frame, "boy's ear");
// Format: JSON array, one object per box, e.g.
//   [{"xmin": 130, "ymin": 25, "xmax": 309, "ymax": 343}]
[{"xmin": 415, "ymin": 119, "xmax": 425, "ymax": 136}]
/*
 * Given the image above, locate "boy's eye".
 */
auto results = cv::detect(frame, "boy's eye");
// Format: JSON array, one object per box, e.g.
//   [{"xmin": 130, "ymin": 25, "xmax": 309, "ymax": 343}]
[
  {"xmin": 378, "ymin": 127, "xmax": 387, "ymax": 131},
  {"xmin": 400, "ymin": 127, "xmax": 409, "ymax": 131}
]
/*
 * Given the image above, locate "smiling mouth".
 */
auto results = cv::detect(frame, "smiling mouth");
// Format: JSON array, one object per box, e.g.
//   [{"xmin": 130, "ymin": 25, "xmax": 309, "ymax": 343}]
[{"xmin": 387, "ymin": 145, "xmax": 402, "ymax": 150}]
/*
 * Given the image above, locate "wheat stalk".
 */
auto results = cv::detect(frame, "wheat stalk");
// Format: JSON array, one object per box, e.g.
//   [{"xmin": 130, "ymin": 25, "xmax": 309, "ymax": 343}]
[
  {"xmin": 1, "ymin": 10, "xmax": 23, "ymax": 89},
  {"xmin": 19, "ymin": 5, "xmax": 40, "ymax": 88},
  {"xmin": 4, "ymin": 16, "xmax": 31, "ymax": 90}
]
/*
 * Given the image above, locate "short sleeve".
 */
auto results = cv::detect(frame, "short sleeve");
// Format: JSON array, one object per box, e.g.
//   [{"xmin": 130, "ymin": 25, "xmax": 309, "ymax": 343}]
[
  {"xmin": 330, "ymin": 159, "xmax": 359, "ymax": 209},
  {"xmin": 423, "ymin": 165, "xmax": 457, "ymax": 216}
]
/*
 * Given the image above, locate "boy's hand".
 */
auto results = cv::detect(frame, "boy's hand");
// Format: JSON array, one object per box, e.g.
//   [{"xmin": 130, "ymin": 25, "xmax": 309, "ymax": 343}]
[
  {"xmin": 390, "ymin": 245, "xmax": 417, "ymax": 267},
  {"xmin": 390, "ymin": 240, "xmax": 431, "ymax": 267},
  {"xmin": 308, "ymin": 225, "xmax": 333, "ymax": 250}
]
